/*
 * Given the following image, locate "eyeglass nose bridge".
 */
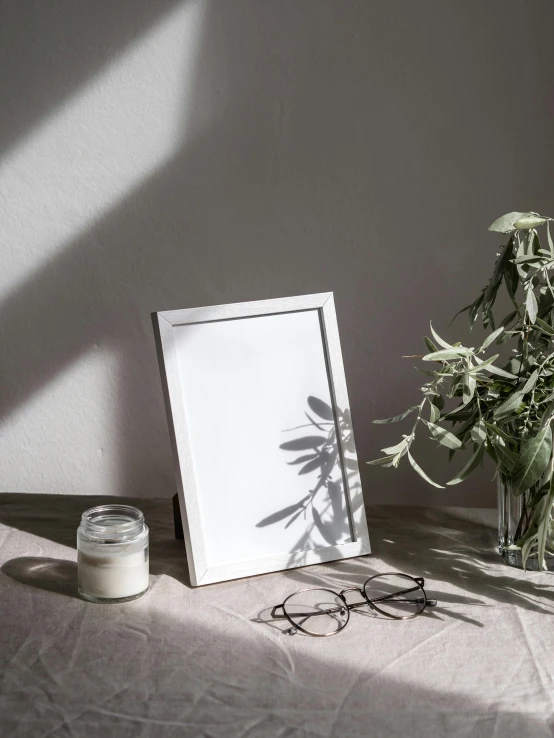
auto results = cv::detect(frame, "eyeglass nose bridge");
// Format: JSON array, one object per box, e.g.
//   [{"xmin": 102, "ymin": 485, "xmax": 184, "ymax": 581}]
[
  {"xmin": 340, "ymin": 586, "xmax": 365, "ymax": 597},
  {"xmin": 339, "ymin": 586, "xmax": 368, "ymax": 609}
]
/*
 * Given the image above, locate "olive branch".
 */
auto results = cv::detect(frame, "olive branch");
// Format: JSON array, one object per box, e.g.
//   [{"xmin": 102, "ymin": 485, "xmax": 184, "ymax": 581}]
[{"xmin": 369, "ymin": 211, "xmax": 554, "ymax": 571}]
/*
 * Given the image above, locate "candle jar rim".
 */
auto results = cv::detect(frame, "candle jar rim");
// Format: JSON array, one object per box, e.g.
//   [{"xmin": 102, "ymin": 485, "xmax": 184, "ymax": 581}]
[{"xmin": 80, "ymin": 504, "xmax": 145, "ymax": 541}]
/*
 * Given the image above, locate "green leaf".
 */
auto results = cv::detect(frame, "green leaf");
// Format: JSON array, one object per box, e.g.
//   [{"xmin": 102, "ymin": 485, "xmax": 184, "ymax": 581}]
[
  {"xmin": 441, "ymin": 398, "xmax": 476, "ymax": 421},
  {"xmin": 515, "ymin": 512, "xmax": 541, "ymax": 551},
  {"xmin": 429, "ymin": 322, "xmax": 452, "ymax": 349},
  {"xmin": 467, "ymin": 354, "xmax": 500, "ymax": 373},
  {"xmin": 483, "ymin": 245, "xmax": 513, "ymax": 318},
  {"xmin": 463, "ymin": 372, "xmax": 476, "ymax": 404},
  {"xmin": 488, "ymin": 211, "xmax": 529, "ymax": 233},
  {"xmin": 548, "ymin": 222, "xmax": 554, "ymax": 258},
  {"xmin": 521, "ymin": 534, "xmax": 537, "ymax": 571},
  {"xmin": 511, "ymin": 426, "xmax": 552, "ymax": 496},
  {"xmin": 527, "ymin": 483, "xmax": 549, "ymax": 508},
  {"xmin": 381, "ymin": 438, "xmax": 410, "ymax": 455},
  {"xmin": 520, "ymin": 369, "xmax": 539, "ymax": 395},
  {"xmin": 540, "ymin": 401, "xmax": 554, "ymax": 430},
  {"xmin": 367, "ymin": 454, "xmax": 396, "ymax": 466},
  {"xmin": 423, "ymin": 420, "xmax": 463, "ymax": 450},
  {"xmin": 505, "ymin": 253, "xmax": 519, "ymax": 300},
  {"xmin": 486, "ymin": 442, "xmax": 499, "ymax": 465},
  {"xmin": 471, "ymin": 419, "xmax": 487, "ymax": 444},
  {"xmin": 484, "ymin": 421, "xmax": 515, "ymax": 444},
  {"xmin": 469, "ymin": 293, "xmax": 484, "ymax": 328},
  {"xmin": 526, "ymin": 287, "xmax": 538, "ymax": 324},
  {"xmin": 373, "ymin": 405, "xmax": 419, "ymax": 424},
  {"xmin": 479, "ymin": 327, "xmax": 504, "ymax": 352},
  {"xmin": 540, "ymin": 390, "xmax": 554, "ymax": 404},
  {"xmin": 391, "ymin": 453, "xmax": 404, "ymax": 468},
  {"xmin": 482, "ymin": 300, "xmax": 498, "ymax": 331},
  {"xmin": 423, "ymin": 348, "xmax": 469, "ymax": 362},
  {"xmin": 447, "ymin": 442, "xmax": 485, "ymax": 485},
  {"xmin": 470, "ymin": 355, "xmax": 518, "ymax": 380},
  {"xmin": 453, "ymin": 411, "xmax": 478, "ymax": 440},
  {"xmin": 407, "ymin": 451, "xmax": 444, "ymax": 488},
  {"xmin": 429, "ymin": 403, "xmax": 440, "ymax": 423},
  {"xmin": 512, "ymin": 254, "xmax": 548, "ymax": 266},
  {"xmin": 494, "ymin": 441, "xmax": 518, "ymax": 472},
  {"xmin": 434, "ymin": 394, "xmax": 445, "ymax": 410},
  {"xmin": 514, "ymin": 215, "xmax": 547, "ymax": 229},
  {"xmin": 494, "ymin": 391, "xmax": 525, "ymax": 420},
  {"xmin": 424, "ymin": 336, "xmax": 438, "ymax": 353},
  {"xmin": 480, "ymin": 363, "xmax": 518, "ymax": 380},
  {"xmin": 538, "ymin": 288, "xmax": 554, "ymax": 316},
  {"xmin": 512, "ymin": 254, "xmax": 545, "ymax": 265},
  {"xmin": 448, "ymin": 373, "xmax": 463, "ymax": 398},
  {"xmin": 511, "ymin": 232, "xmax": 523, "ymax": 255},
  {"xmin": 535, "ymin": 317, "xmax": 554, "ymax": 336}
]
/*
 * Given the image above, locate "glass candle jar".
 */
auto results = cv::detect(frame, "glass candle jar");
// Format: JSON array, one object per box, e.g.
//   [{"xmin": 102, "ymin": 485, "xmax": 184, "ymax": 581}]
[{"xmin": 77, "ymin": 505, "xmax": 149, "ymax": 603}]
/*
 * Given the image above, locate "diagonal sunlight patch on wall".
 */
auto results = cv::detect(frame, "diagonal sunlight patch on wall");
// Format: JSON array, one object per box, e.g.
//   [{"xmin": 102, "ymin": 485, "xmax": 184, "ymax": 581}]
[
  {"xmin": 0, "ymin": 0, "xmax": 203, "ymax": 300},
  {"xmin": 0, "ymin": 344, "xmax": 122, "ymax": 496}
]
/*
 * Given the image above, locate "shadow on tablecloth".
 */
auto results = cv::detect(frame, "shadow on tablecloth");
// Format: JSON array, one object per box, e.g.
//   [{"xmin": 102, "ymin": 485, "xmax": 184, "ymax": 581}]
[
  {"xmin": 3, "ymin": 495, "xmax": 554, "ymax": 735},
  {"xmin": 2, "ymin": 494, "xmax": 554, "ymax": 617}
]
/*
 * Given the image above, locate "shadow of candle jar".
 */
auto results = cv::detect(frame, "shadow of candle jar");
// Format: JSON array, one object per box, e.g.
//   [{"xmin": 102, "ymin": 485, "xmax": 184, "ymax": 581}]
[{"xmin": 2, "ymin": 556, "xmax": 79, "ymax": 598}]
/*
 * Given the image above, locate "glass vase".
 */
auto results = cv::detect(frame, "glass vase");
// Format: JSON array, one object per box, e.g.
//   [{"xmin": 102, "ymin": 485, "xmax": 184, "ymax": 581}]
[{"xmin": 497, "ymin": 473, "xmax": 554, "ymax": 570}]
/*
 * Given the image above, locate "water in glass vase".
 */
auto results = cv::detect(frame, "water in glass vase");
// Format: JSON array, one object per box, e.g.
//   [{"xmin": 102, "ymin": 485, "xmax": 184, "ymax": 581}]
[{"xmin": 498, "ymin": 474, "xmax": 554, "ymax": 571}]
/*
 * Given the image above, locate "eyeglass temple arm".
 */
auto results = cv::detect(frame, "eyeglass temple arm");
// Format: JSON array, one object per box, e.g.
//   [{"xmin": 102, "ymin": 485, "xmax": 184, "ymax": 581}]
[
  {"xmin": 413, "ymin": 577, "xmax": 437, "ymax": 605},
  {"xmin": 271, "ymin": 605, "xmax": 336, "ymax": 634},
  {"xmin": 367, "ymin": 585, "xmax": 437, "ymax": 607},
  {"xmin": 410, "ymin": 578, "xmax": 436, "ymax": 606}
]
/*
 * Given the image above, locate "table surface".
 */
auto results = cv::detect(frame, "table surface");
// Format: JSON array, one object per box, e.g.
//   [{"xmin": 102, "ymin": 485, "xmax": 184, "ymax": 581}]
[{"xmin": 1, "ymin": 493, "xmax": 554, "ymax": 738}]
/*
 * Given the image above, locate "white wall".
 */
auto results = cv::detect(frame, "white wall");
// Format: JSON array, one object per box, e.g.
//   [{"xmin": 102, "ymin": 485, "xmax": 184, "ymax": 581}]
[{"xmin": 1, "ymin": 0, "xmax": 553, "ymax": 505}]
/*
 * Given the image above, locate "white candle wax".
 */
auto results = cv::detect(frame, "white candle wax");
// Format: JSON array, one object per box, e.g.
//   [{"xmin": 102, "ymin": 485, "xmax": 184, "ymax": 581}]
[{"xmin": 78, "ymin": 547, "xmax": 149, "ymax": 600}]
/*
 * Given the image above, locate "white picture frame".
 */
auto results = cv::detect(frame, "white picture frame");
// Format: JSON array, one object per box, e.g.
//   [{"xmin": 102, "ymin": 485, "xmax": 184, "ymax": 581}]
[{"xmin": 152, "ymin": 293, "xmax": 371, "ymax": 586}]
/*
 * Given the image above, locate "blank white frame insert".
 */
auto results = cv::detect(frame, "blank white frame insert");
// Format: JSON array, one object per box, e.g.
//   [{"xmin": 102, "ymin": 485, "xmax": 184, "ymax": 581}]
[{"xmin": 152, "ymin": 293, "xmax": 370, "ymax": 586}]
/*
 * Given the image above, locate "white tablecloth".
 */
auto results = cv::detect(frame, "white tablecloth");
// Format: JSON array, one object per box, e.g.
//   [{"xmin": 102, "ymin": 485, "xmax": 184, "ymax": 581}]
[{"xmin": 1, "ymin": 494, "xmax": 553, "ymax": 737}]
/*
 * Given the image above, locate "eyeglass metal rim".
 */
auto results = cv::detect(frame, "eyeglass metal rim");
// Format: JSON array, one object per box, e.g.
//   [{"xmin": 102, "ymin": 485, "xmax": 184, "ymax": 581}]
[{"xmin": 271, "ymin": 572, "xmax": 437, "ymax": 637}]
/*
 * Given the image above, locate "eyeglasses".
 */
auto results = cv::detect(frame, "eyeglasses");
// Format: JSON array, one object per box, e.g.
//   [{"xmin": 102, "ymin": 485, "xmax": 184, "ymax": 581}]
[{"xmin": 271, "ymin": 572, "xmax": 437, "ymax": 636}]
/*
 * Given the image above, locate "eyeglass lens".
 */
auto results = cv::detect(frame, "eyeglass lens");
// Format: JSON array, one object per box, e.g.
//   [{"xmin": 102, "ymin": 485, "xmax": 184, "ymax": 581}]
[
  {"xmin": 363, "ymin": 573, "xmax": 426, "ymax": 619},
  {"xmin": 283, "ymin": 588, "xmax": 349, "ymax": 636}
]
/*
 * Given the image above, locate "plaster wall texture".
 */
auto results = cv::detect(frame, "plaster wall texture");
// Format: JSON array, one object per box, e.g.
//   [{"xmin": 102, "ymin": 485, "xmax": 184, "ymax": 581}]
[{"xmin": 1, "ymin": 0, "xmax": 553, "ymax": 506}]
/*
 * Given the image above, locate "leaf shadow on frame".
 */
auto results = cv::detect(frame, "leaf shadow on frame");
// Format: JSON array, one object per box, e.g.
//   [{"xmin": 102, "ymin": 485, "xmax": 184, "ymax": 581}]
[{"xmin": 254, "ymin": 395, "xmax": 358, "ymax": 558}]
